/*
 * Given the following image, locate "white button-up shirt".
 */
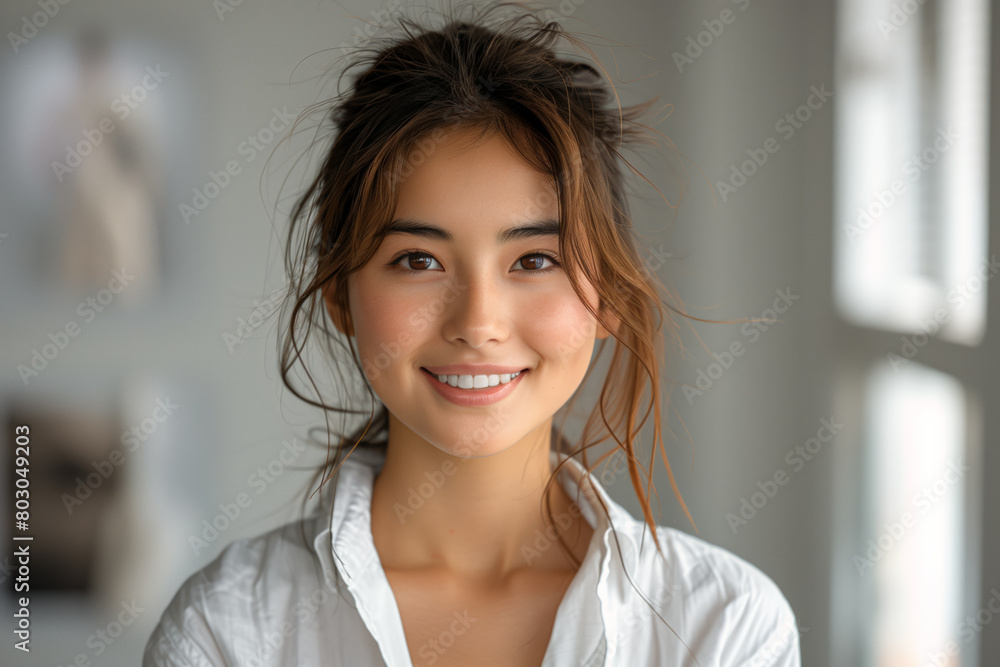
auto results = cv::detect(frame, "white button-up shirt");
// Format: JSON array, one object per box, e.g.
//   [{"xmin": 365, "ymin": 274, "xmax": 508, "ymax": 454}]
[{"xmin": 144, "ymin": 447, "xmax": 802, "ymax": 666}]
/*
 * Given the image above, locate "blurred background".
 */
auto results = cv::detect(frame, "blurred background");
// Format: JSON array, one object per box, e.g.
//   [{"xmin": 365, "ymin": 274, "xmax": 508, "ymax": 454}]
[{"xmin": 0, "ymin": 0, "xmax": 996, "ymax": 665}]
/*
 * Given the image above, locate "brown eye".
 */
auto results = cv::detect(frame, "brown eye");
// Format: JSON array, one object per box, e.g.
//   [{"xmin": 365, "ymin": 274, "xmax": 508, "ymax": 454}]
[
  {"xmin": 389, "ymin": 251, "xmax": 443, "ymax": 273},
  {"xmin": 520, "ymin": 255, "xmax": 546, "ymax": 270},
  {"xmin": 515, "ymin": 252, "xmax": 560, "ymax": 272},
  {"xmin": 406, "ymin": 253, "xmax": 434, "ymax": 270}
]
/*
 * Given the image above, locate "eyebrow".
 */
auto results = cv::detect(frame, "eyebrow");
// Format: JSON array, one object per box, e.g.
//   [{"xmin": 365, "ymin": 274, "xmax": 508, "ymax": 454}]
[{"xmin": 382, "ymin": 218, "xmax": 560, "ymax": 244}]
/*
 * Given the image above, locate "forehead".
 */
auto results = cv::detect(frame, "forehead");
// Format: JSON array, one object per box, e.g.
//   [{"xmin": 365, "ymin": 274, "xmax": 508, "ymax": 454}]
[{"xmin": 391, "ymin": 127, "xmax": 558, "ymax": 232}]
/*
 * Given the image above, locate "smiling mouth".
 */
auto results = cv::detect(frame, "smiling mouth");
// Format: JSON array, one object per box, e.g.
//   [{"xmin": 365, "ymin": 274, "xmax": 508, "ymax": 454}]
[{"xmin": 420, "ymin": 367, "xmax": 529, "ymax": 390}]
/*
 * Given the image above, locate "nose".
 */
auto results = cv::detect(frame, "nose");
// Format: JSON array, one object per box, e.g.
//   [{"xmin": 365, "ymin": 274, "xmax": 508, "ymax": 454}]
[{"xmin": 438, "ymin": 272, "xmax": 510, "ymax": 349}]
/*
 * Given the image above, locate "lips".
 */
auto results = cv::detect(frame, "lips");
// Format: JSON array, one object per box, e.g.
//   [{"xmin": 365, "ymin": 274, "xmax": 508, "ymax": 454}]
[
  {"xmin": 421, "ymin": 364, "xmax": 531, "ymax": 376},
  {"xmin": 423, "ymin": 368, "xmax": 524, "ymax": 388},
  {"xmin": 421, "ymin": 367, "xmax": 528, "ymax": 406}
]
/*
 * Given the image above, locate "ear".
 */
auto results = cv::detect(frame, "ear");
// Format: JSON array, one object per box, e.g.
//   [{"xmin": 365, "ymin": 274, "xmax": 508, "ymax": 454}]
[
  {"xmin": 595, "ymin": 302, "xmax": 619, "ymax": 340},
  {"xmin": 322, "ymin": 278, "xmax": 354, "ymax": 337}
]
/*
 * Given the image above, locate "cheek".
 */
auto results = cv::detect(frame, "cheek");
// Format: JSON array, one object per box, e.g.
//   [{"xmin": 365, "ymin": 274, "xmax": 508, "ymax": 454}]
[
  {"xmin": 349, "ymin": 270, "xmax": 598, "ymax": 377},
  {"xmin": 348, "ymin": 276, "xmax": 423, "ymax": 376},
  {"xmin": 523, "ymin": 289, "xmax": 598, "ymax": 369}
]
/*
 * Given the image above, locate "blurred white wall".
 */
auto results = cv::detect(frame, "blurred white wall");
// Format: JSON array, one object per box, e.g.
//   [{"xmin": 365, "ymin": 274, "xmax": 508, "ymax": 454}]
[{"xmin": 1, "ymin": 1, "xmax": 995, "ymax": 666}]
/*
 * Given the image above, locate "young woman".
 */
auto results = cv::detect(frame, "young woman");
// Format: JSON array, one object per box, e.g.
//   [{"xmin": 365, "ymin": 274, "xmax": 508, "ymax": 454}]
[{"xmin": 144, "ymin": 3, "xmax": 801, "ymax": 665}]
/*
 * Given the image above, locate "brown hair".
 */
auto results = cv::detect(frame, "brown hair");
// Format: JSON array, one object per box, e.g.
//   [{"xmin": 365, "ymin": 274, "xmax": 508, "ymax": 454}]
[{"xmin": 273, "ymin": 1, "xmax": 709, "ymax": 660}]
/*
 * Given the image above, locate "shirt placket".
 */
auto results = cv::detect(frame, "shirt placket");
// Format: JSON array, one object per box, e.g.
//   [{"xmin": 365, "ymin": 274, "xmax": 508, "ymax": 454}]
[{"xmin": 333, "ymin": 489, "xmax": 414, "ymax": 667}]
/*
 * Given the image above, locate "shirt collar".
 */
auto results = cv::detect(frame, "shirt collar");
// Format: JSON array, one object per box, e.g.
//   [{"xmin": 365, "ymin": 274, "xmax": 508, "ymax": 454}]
[{"xmin": 311, "ymin": 446, "xmax": 644, "ymax": 589}]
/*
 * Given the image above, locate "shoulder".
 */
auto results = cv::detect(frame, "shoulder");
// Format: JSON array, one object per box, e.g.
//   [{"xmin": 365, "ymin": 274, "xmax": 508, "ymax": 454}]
[
  {"xmin": 178, "ymin": 511, "xmax": 328, "ymax": 609},
  {"xmin": 622, "ymin": 523, "xmax": 802, "ymax": 666},
  {"xmin": 653, "ymin": 524, "xmax": 791, "ymax": 610},
  {"xmin": 143, "ymin": 513, "xmax": 332, "ymax": 666}
]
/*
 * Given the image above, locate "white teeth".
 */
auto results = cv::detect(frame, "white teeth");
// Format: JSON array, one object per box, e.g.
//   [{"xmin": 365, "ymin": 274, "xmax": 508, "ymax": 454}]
[{"xmin": 434, "ymin": 371, "xmax": 522, "ymax": 389}]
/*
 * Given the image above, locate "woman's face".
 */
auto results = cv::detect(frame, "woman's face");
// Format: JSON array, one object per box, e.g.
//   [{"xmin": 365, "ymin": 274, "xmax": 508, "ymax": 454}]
[{"xmin": 332, "ymin": 126, "xmax": 611, "ymax": 458}]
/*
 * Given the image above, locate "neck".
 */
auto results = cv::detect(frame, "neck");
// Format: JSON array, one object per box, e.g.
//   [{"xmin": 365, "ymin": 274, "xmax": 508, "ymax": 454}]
[{"xmin": 369, "ymin": 412, "xmax": 591, "ymax": 583}]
